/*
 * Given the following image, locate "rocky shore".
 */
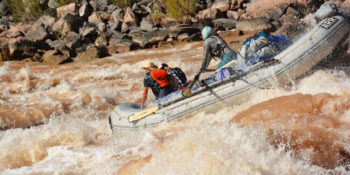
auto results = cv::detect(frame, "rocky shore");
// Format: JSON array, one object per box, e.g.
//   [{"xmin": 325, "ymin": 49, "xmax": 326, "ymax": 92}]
[{"xmin": 0, "ymin": 0, "xmax": 349, "ymax": 65}]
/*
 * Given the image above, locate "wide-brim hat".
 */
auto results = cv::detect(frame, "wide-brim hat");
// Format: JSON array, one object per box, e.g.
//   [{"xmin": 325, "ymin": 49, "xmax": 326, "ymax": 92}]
[{"xmin": 140, "ymin": 61, "xmax": 158, "ymax": 70}]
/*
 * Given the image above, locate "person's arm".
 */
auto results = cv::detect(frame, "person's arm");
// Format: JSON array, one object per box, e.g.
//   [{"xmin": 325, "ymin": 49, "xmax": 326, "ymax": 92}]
[
  {"xmin": 200, "ymin": 40, "xmax": 213, "ymax": 73},
  {"xmin": 171, "ymin": 76, "xmax": 178, "ymax": 90},
  {"xmin": 141, "ymin": 87, "xmax": 149, "ymax": 109}
]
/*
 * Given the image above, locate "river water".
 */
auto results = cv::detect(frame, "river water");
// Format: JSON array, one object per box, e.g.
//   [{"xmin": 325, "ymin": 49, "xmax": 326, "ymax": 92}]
[{"xmin": 0, "ymin": 30, "xmax": 350, "ymax": 174}]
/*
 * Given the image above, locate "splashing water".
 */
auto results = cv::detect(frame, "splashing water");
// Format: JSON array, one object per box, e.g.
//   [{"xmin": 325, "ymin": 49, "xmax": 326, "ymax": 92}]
[{"xmin": 0, "ymin": 38, "xmax": 350, "ymax": 175}]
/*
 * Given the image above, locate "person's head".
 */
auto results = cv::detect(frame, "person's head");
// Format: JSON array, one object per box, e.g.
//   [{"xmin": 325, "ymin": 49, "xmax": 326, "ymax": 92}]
[
  {"xmin": 201, "ymin": 26, "xmax": 214, "ymax": 40},
  {"xmin": 160, "ymin": 63, "xmax": 171, "ymax": 71},
  {"xmin": 141, "ymin": 61, "xmax": 158, "ymax": 72}
]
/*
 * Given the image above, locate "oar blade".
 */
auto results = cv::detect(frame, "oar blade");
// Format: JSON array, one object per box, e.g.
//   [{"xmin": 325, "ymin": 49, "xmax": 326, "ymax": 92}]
[{"xmin": 128, "ymin": 106, "xmax": 159, "ymax": 122}]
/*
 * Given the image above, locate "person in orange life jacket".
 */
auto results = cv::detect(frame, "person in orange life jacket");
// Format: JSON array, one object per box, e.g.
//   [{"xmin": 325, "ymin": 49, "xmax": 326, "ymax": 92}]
[
  {"xmin": 160, "ymin": 63, "xmax": 187, "ymax": 91},
  {"xmin": 140, "ymin": 61, "xmax": 172, "ymax": 109}
]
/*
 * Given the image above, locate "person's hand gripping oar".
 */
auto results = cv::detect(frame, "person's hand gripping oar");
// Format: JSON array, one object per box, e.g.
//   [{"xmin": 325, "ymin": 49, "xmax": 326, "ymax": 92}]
[{"xmin": 182, "ymin": 71, "xmax": 202, "ymax": 97}]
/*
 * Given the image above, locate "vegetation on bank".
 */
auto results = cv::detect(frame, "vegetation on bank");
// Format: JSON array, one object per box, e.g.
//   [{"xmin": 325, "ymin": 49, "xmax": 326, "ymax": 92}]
[
  {"xmin": 55, "ymin": 0, "xmax": 74, "ymax": 7},
  {"xmin": 5, "ymin": 0, "xmax": 49, "ymax": 22},
  {"xmin": 5, "ymin": 0, "xmax": 199, "ymax": 23},
  {"xmin": 108, "ymin": 0, "xmax": 130, "ymax": 8},
  {"xmin": 5, "ymin": 0, "xmax": 74, "ymax": 22},
  {"xmin": 163, "ymin": 0, "xmax": 197, "ymax": 22}
]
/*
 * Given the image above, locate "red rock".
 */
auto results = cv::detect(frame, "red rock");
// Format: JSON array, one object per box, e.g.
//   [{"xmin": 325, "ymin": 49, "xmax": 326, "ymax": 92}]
[{"xmin": 56, "ymin": 3, "xmax": 77, "ymax": 19}]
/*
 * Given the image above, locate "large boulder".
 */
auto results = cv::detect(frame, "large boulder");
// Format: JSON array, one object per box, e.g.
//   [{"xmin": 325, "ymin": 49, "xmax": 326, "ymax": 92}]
[
  {"xmin": 64, "ymin": 31, "xmax": 81, "ymax": 50},
  {"xmin": 235, "ymin": 18, "xmax": 272, "ymax": 32},
  {"xmin": 56, "ymin": 3, "xmax": 78, "ymax": 19},
  {"xmin": 81, "ymin": 25, "xmax": 98, "ymax": 43},
  {"xmin": 111, "ymin": 8, "xmax": 124, "ymax": 22},
  {"xmin": 129, "ymin": 29, "xmax": 169, "ymax": 48},
  {"xmin": 121, "ymin": 7, "xmax": 140, "ymax": 33},
  {"xmin": 88, "ymin": 12, "xmax": 103, "ymax": 26},
  {"xmin": 227, "ymin": 10, "xmax": 239, "ymax": 20},
  {"xmin": 47, "ymin": 39, "xmax": 65, "ymax": 50},
  {"xmin": 0, "ymin": 23, "xmax": 30, "ymax": 38},
  {"xmin": 168, "ymin": 25, "xmax": 201, "ymax": 39},
  {"xmin": 132, "ymin": 0, "xmax": 152, "ymax": 16},
  {"xmin": 95, "ymin": 0, "xmax": 108, "ymax": 11},
  {"xmin": 140, "ymin": 19, "xmax": 154, "ymax": 32},
  {"xmin": 82, "ymin": 26, "xmax": 98, "ymax": 38},
  {"xmin": 94, "ymin": 35, "xmax": 108, "ymax": 47},
  {"xmin": 107, "ymin": 4, "xmax": 118, "ymax": 14},
  {"xmin": 177, "ymin": 33, "xmax": 190, "ymax": 41},
  {"xmin": 25, "ymin": 22, "xmax": 48, "ymax": 42},
  {"xmin": 8, "ymin": 39, "xmax": 38, "ymax": 60},
  {"xmin": 273, "ymin": 9, "xmax": 306, "ymax": 40},
  {"xmin": 211, "ymin": 0, "xmax": 230, "ymax": 12},
  {"xmin": 265, "ymin": 3, "xmax": 290, "ymax": 21},
  {"xmin": 39, "ymin": 15, "xmax": 56, "ymax": 29},
  {"xmin": 52, "ymin": 13, "xmax": 84, "ymax": 36},
  {"xmin": 230, "ymin": 0, "xmax": 246, "ymax": 10},
  {"xmin": 108, "ymin": 32, "xmax": 128, "ymax": 43},
  {"xmin": 213, "ymin": 18, "xmax": 236, "ymax": 30},
  {"xmin": 73, "ymin": 45, "xmax": 109, "ymax": 62},
  {"xmin": 42, "ymin": 49, "xmax": 71, "ymax": 65},
  {"xmin": 97, "ymin": 22, "xmax": 107, "ymax": 33},
  {"xmin": 79, "ymin": 3, "xmax": 93, "ymax": 19},
  {"xmin": 107, "ymin": 39, "xmax": 139, "ymax": 54},
  {"xmin": 197, "ymin": 8, "xmax": 225, "ymax": 20},
  {"xmin": 210, "ymin": 0, "xmax": 246, "ymax": 12},
  {"xmin": 109, "ymin": 19, "xmax": 122, "ymax": 32}
]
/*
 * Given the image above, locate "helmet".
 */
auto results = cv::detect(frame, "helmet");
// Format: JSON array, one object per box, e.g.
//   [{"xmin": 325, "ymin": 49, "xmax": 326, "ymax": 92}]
[{"xmin": 201, "ymin": 26, "xmax": 214, "ymax": 40}]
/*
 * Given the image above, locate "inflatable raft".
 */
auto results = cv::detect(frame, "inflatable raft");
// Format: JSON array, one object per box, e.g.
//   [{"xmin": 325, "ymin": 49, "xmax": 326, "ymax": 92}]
[{"xmin": 109, "ymin": 15, "xmax": 350, "ymax": 130}]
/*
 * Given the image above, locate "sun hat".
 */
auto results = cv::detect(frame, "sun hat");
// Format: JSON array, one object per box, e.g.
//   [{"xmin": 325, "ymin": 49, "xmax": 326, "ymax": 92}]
[{"xmin": 141, "ymin": 61, "xmax": 158, "ymax": 70}]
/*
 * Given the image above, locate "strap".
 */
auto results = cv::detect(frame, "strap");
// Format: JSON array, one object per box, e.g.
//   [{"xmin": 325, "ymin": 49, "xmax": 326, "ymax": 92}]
[
  {"xmin": 209, "ymin": 35, "xmax": 229, "ymax": 57},
  {"xmin": 200, "ymin": 78, "xmax": 224, "ymax": 100},
  {"xmin": 220, "ymin": 69, "xmax": 224, "ymax": 81}
]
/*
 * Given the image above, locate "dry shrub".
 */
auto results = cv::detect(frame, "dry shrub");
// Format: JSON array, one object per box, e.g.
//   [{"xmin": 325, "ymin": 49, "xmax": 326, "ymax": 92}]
[
  {"xmin": 163, "ymin": 0, "xmax": 197, "ymax": 22},
  {"xmin": 109, "ymin": 0, "xmax": 131, "ymax": 8},
  {"xmin": 5, "ymin": 0, "xmax": 73, "ymax": 22},
  {"xmin": 55, "ymin": 0, "xmax": 74, "ymax": 7},
  {"xmin": 5, "ymin": 0, "xmax": 49, "ymax": 22}
]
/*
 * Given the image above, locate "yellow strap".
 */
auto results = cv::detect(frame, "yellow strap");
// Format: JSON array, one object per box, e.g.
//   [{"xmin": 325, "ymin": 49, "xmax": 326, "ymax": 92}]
[{"xmin": 128, "ymin": 106, "xmax": 159, "ymax": 122}]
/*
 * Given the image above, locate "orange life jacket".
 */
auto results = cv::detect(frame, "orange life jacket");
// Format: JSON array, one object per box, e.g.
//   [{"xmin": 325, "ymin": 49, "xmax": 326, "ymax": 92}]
[{"xmin": 150, "ymin": 69, "xmax": 170, "ymax": 88}]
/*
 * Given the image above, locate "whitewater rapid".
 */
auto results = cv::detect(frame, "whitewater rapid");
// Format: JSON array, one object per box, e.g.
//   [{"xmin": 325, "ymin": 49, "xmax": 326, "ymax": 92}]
[{"xmin": 0, "ymin": 40, "xmax": 350, "ymax": 174}]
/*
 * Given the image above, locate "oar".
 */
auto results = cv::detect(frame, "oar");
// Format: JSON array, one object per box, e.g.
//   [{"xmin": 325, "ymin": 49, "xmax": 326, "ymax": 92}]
[
  {"xmin": 182, "ymin": 72, "xmax": 201, "ymax": 97},
  {"xmin": 206, "ymin": 69, "xmax": 216, "ymax": 72}
]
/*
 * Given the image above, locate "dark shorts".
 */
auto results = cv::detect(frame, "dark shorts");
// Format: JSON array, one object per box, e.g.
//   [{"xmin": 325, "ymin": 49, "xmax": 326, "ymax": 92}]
[{"xmin": 158, "ymin": 86, "xmax": 172, "ymax": 99}]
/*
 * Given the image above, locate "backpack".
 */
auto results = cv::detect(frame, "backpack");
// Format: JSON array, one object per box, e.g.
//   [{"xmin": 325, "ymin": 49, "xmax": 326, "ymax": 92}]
[
  {"xmin": 173, "ymin": 68, "xmax": 187, "ymax": 84},
  {"xmin": 239, "ymin": 32, "xmax": 292, "ymax": 64},
  {"xmin": 208, "ymin": 35, "xmax": 230, "ymax": 58},
  {"xmin": 168, "ymin": 67, "xmax": 188, "ymax": 91}
]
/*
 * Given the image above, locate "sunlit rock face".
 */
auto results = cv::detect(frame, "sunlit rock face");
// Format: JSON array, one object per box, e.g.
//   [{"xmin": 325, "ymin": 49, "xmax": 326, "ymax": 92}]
[{"xmin": 232, "ymin": 93, "xmax": 350, "ymax": 169}]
